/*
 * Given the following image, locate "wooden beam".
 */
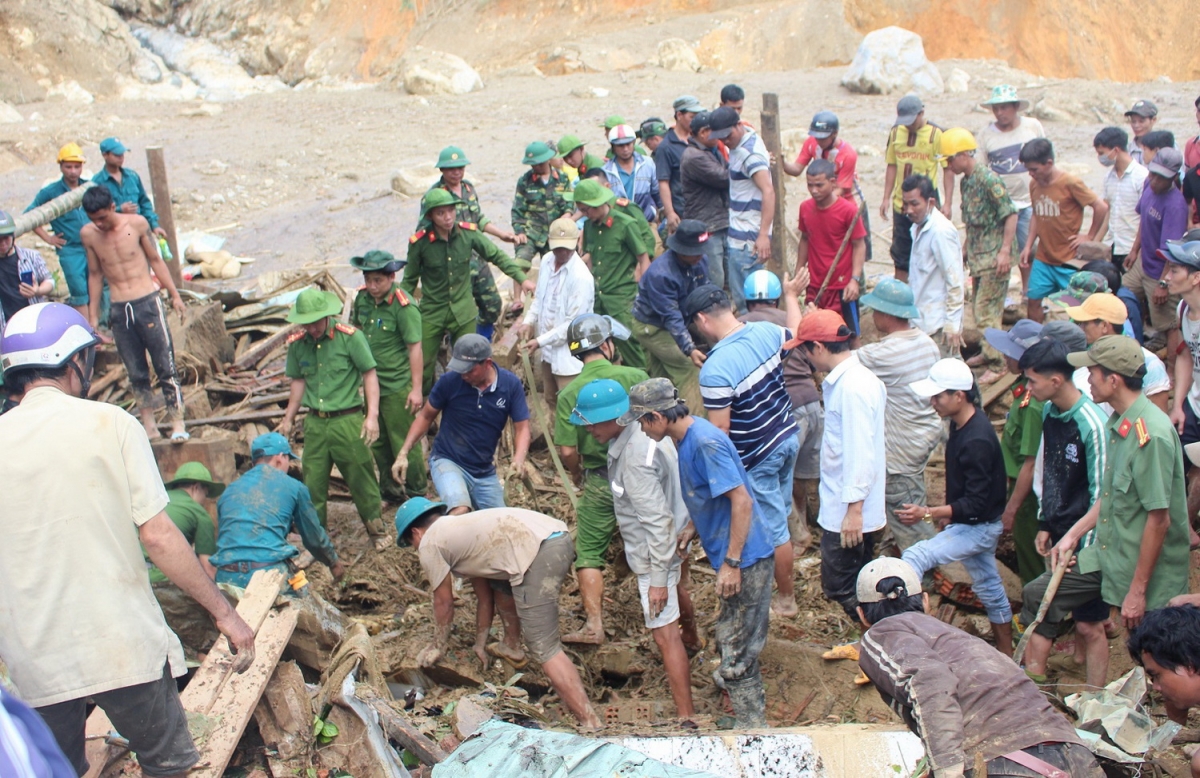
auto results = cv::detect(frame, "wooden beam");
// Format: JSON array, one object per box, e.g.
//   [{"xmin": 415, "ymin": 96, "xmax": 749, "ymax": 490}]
[
  {"xmin": 232, "ymin": 326, "xmax": 300, "ymax": 370},
  {"xmin": 145, "ymin": 147, "xmax": 183, "ymax": 288},
  {"xmin": 759, "ymin": 92, "xmax": 787, "ymax": 278},
  {"xmin": 981, "ymin": 372, "xmax": 1019, "ymax": 409},
  {"xmin": 155, "ymin": 407, "xmax": 296, "ymax": 430},
  {"xmin": 361, "ymin": 689, "xmax": 448, "ymax": 766}
]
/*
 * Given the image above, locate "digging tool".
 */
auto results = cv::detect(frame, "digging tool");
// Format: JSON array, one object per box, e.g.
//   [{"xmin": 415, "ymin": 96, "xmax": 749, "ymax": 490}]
[
  {"xmin": 516, "ymin": 323, "xmax": 579, "ymax": 512},
  {"xmin": 811, "ymin": 201, "xmax": 865, "ymax": 304},
  {"xmin": 1013, "ymin": 556, "xmax": 1069, "ymax": 666}
]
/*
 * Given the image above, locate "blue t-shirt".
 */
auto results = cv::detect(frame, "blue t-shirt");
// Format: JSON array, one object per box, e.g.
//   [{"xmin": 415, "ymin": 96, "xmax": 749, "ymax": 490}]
[
  {"xmin": 676, "ymin": 417, "xmax": 774, "ymax": 570},
  {"xmin": 429, "ymin": 367, "xmax": 530, "ymax": 477},
  {"xmin": 699, "ymin": 321, "xmax": 799, "ymax": 470}
]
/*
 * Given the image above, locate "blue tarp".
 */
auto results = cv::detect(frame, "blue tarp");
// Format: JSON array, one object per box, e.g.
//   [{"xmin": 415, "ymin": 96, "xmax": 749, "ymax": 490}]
[{"xmin": 431, "ymin": 720, "xmax": 719, "ymax": 778}]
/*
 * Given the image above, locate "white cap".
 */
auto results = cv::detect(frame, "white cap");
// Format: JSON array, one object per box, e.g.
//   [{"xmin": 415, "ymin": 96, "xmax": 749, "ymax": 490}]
[
  {"xmin": 856, "ymin": 558, "xmax": 923, "ymax": 604},
  {"xmin": 910, "ymin": 358, "xmax": 975, "ymax": 397}
]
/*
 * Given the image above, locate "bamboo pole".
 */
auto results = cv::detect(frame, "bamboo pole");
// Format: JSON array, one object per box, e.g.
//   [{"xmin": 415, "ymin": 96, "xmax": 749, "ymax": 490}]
[{"xmin": 13, "ymin": 182, "xmax": 95, "ymax": 237}]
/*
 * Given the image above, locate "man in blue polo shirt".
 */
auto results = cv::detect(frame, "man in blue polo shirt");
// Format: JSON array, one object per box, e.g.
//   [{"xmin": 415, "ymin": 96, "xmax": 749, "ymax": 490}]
[
  {"xmin": 625, "ymin": 377, "xmax": 774, "ymax": 727},
  {"xmin": 89, "ymin": 138, "xmax": 165, "ymax": 239},
  {"xmin": 393, "ymin": 334, "xmax": 530, "ymax": 513},
  {"xmin": 26, "ymin": 143, "xmax": 91, "ymax": 313},
  {"xmin": 686, "ymin": 275, "xmax": 807, "ymax": 617}
]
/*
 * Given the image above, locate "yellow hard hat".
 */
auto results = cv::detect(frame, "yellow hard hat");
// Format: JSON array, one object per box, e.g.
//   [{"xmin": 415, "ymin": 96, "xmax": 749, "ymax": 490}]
[
  {"xmin": 57, "ymin": 143, "xmax": 85, "ymax": 163},
  {"xmin": 937, "ymin": 128, "xmax": 977, "ymax": 160}
]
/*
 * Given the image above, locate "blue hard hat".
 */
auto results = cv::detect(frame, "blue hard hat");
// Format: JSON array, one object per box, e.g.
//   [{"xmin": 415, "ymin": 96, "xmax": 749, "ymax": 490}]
[
  {"xmin": 569, "ymin": 379, "xmax": 630, "ymax": 426},
  {"xmin": 859, "ymin": 277, "xmax": 920, "ymax": 320},
  {"xmin": 743, "ymin": 269, "xmax": 782, "ymax": 302},
  {"xmin": 394, "ymin": 497, "xmax": 447, "ymax": 547}
]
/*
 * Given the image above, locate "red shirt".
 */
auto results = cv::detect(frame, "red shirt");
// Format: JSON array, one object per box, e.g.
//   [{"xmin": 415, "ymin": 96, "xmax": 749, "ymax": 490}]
[
  {"xmin": 795, "ymin": 137, "xmax": 859, "ymax": 200},
  {"xmin": 798, "ymin": 196, "xmax": 866, "ymax": 292}
]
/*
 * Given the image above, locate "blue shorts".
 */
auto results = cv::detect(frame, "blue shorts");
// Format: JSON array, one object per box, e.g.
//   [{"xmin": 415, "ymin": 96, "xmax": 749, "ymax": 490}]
[
  {"xmin": 1028, "ymin": 259, "xmax": 1076, "ymax": 301},
  {"xmin": 746, "ymin": 435, "xmax": 800, "ymax": 547},
  {"xmin": 430, "ymin": 456, "xmax": 505, "ymax": 511},
  {"xmin": 58, "ymin": 247, "xmax": 89, "ymax": 307}
]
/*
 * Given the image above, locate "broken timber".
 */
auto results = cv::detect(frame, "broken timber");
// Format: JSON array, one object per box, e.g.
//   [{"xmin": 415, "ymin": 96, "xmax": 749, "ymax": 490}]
[{"xmin": 359, "ymin": 687, "xmax": 449, "ymax": 766}]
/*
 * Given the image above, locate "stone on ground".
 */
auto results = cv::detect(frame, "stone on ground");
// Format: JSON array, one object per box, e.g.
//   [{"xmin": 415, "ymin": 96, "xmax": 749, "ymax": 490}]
[
  {"xmin": 840, "ymin": 26, "xmax": 944, "ymax": 95},
  {"xmin": 655, "ymin": 38, "xmax": 701, "ymax": 72},
  {"xmin": 399, "ymin": 48, "xmax": 483, "ymax": 96}
]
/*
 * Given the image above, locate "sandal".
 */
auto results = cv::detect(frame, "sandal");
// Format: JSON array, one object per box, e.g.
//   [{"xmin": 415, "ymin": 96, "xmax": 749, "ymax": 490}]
[
  {"xmin": 822, "ymin": 643, "xmax": 860, "ymax": 661},
  {"xmin": 486, "ymin": 642, "xmax": 528, "ymax": 669},
  {"xmin": 170, "ymin": 430, "xmax": 191, "ymax": 443}
]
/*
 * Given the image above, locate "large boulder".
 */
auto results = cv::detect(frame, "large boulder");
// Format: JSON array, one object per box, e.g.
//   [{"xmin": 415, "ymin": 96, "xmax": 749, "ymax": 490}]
[
  {"xmin": 132, "ymin": 25, "xmax": 289, "ymax": 102},
  {"xmin": 840, "ymin": 26, "xmax": 943, "ymax": 95},
  {"xmin": 654, "ymin": 38, "xmax": 701, "ymax": 72},
  {"xmin": 398, "ymin": 48, "xmax": 483, "ymax": 95}
]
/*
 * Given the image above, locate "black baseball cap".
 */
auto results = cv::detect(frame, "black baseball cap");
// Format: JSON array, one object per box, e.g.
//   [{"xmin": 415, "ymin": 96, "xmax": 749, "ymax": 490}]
[
  {"xmin": 682, "ymin": 284, "xmax": 729, "ymax": 320},
  {"xmin": 708, "ymin": 107, "xmax": 739, "ymax": 140}
]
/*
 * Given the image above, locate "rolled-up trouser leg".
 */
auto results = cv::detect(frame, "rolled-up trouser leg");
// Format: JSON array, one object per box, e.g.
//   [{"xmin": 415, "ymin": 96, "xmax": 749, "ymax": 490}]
[{"xmin": 715, "ymin": 555, "xmax": 774, "ymax": 727}]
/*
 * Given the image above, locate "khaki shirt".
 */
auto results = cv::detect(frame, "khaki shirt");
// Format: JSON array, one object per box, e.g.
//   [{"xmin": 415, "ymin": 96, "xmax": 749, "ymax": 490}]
[
  {"xmin": 1077, "ymin": 393, "xmax": 1190, "ymax": 609},
  {"xmin": 351, "ymin": 285, "xmax": 422, "ymax": 396},
  {"xmin": 285, "ymin": 321, "xmax": 378, "ymax": 412},
  {"xmin": 417, "ymin": 509, "xmax": 568, "ymax": 588},
  {"xmin": 0, "ymin": 387, "xmax": 184, "ymax": 706}
]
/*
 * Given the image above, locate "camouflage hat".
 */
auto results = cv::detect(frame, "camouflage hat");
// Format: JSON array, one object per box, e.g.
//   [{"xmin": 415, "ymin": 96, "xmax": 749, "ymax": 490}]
[
  {"xmin": 639, "ymin": 119, "xmax": 668, "ymax": 139},
  {"xmin": 522, "ymin": 141, "xmax": 555, "ymax": 166},
  {"xmin": 436, "ymin": 145, "xmax": 470, "ymax": 168},
  {"xmin": 617, "ymin": 377, "xmax": 681, "ymax": 426},
  {"xmin": 350, "ymin": 249, "xmax": 404, "ymax": 273},
  {"xmin": 420, "ymin": 188, "xmax": 463, "ymax": 216},
  {"xmin": 1047, "ymin": 271, "xmax": 1108, "ymax": 308}
]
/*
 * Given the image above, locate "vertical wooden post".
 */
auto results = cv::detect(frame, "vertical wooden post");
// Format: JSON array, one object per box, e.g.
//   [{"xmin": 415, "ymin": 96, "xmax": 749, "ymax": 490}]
[
  {"xmin": 759, "ymin": 92, "xmax": 788, "ymax": 277},
  {"xmin": 145, "ymin": 146, "xmax": 184, "ymax": 288}
]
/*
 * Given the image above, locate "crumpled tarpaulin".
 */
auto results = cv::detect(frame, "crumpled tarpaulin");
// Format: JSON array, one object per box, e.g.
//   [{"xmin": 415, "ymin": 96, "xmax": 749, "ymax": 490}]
[{"xmin": 431, "ymin": 720, "xmax": 719, "ymax": 778}]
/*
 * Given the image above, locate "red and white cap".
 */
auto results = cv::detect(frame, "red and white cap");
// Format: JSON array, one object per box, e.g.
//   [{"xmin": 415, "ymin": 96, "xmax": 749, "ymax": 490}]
[{"xmin": 607, "ymin": 124, "xmax": 637, "ymax": 145}]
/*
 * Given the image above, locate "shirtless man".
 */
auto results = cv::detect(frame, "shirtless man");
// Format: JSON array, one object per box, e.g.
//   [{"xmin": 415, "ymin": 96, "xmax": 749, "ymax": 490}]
[{"xmin": 81, "ymin": 186, "xmax": 188, "ymax": 441}]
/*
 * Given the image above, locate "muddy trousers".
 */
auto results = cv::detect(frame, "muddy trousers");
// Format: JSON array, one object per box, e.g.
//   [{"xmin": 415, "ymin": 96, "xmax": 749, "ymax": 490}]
[
  {"xmin": 594, "ymin": 291, "xmax": 645, "ymax": 370},
  {"xmin": 631, "ymin": 320, "xmax": 704, "ymax": 419},
  {"xmin": 110, "ymin": 292, "xmax": 183, "ymax": 419},
  {"xmin": 971, "ymin": 270, "xmax": 1008, "ymax": 369},
  {"xmin": 301, "ymin": 410, "xmax": 383, "ymax": 534},
  {"xmin": 375, "ymin": 390, "xmax": 427, "ymax": 502},
  {"xmin": 715, "ymin": 554, "xmax": 774, "ymax": 727},
  {"xmin": 419, "ymin": 308, "xmax": 475, "ymax": 393}
]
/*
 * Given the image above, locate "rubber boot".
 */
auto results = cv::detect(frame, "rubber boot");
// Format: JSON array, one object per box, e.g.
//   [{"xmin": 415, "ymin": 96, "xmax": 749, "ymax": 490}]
[{"xmin": 725, "ymin": 676, "xmax": 767, "ymax": 728}]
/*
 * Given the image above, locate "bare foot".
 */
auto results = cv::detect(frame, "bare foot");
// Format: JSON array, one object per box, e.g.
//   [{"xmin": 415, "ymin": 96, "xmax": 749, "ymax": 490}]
[
  {"xmin": 771, "ymin": 593, "xmax": 799, "ymax": 618},
  {"xmin": 487, "ymin": 641, "xmax": 528, "ymax": 668},
  {"xmin": 561, "ymin": 627, "xmax": 605, "ymax": 645},
  {"xmin": 965, "ymin": 353, "xmax": 987, "ymax": 367},
  {"xmin": 978, "ymin": 369, "xmax": 1006, "ymax": 385},
  {"xmin": 372, "ymin": 534, "xmax": 392, "ymax": 552},
  {"xmin": 143, "ymin": 420, "xmax": 162, "ymax": 440}
]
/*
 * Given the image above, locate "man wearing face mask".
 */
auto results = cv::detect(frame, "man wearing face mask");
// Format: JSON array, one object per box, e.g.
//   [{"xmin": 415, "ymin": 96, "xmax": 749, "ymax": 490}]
[
  {"xmin": 0, "ymin": 302, "xmax": 256, "ymax": 777},
  {"xmin": 902, "ymin": 174, "xmax": 965, "ymax": 356},
  {"xmin": 1094, "ymin": 127, "xmax": 1148, "ymax": 272}
]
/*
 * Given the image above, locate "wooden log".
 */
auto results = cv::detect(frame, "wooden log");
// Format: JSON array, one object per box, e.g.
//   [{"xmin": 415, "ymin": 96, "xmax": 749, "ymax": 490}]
[
  {"xmin": 233, "ymin": 326, "xmax": 299, "ymax": 370},
  {"xmin": 13, "ymin": 182, "xmax": 95, "ymax": 237},
  {"xmin": 87, "ymin": 364, "xmax": 127, "ymax": 398},
  {"xmin": 361, "ymin": 689, "xmax": 449, "ymax": 766},
  {"xmin": 981, "ymin": 371, "xmax": 1019, "ymax": 409},
  {"xmin": 145, "ymin": 147, "xmax": 183, "ymax": 288},
  {"xmin": 253, "ymin": 661, "xmax": 313, "ymax": 775},
  {"xmin": 155, "ymin": 407, "xmax": 297, "ymax": 429},
  {"xmin": 759, "ymin": 92, "xmax": 787, "ymax": 278}
]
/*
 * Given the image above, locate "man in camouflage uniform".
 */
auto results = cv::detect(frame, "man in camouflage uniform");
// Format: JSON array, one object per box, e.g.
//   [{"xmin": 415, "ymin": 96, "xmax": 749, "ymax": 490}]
[
  {"xmin": 350, "ymin": 250, "xmax": 426, "ymax": 503},
  {"xmin": 942, "ymin": 128, "xmax": 1017, "ymax": 378},
  {"xmin": 405, "ymin": 189, "xmax": 535, "ymax": 392},
  {"xmin": 424, "ymin": 146, "xmax": 518, "ymax": 340},
  {"xmin": 512, "ymin": 141, "xmax": 573, "ymax": 278}
]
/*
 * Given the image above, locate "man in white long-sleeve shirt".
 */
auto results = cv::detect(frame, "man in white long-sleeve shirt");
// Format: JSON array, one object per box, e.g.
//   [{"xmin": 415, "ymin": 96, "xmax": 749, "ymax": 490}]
[
  {"xmin": 519, "ymin": 216, "xmax": 595, "ymax": 410},
  {"xmin": 903, "ymin": 174, "xmax": 965, "ymax": 357},
  {"xmin": 788, "ymin": 308, "xmax": 888, "ymax": 616}
]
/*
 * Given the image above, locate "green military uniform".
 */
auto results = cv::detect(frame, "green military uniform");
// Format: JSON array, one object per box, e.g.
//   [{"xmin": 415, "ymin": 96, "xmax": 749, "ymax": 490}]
[
  {"xmin": 613, "ymin": 196, "xmax": 655, "ymax": 255},
  {"xmin": 1077, "ymin": 394, "xmax": 1189, "ymax": 607},
  {"xmin": 511, "ymin": 167, "xmax": 572, "ymax": 268},
  {"xmin": 423, "ymin": 177, "xmax": 503, "ymax": 329},
  {"xmin": 581, "ymin": 208, "xmax": 648, "ymax": 369},
  {"xmin": 146, "ymin": 485, "xmax": 220, "ymax": 653},
  {"xmin": 1000, "ymin": 378, "xmax": 1045, "ymax": 583},
  {"xmin": 285, "ymin": 317, "xmax": 383, "ymax": 533},
  {"xmin": 554, "ymin": 358, "xmax": 649, "ymax": 569},
  {"xmin": 961, "ymin": 166, "xmax": 1017, "ymax": 370},
  {"xmin": 402, "ymin": 220, "xmax": 527, "ymax": 391},
  {"xmin": 578, "ymin": 153, "xmax": 606, "ymax": 177},
  {"xmin": 352, "ymin": 283, "xmax": 426, "ymax": 502}
]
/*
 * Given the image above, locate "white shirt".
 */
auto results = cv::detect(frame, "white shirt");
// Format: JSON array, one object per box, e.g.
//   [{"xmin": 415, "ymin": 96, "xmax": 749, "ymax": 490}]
[
  {"xmin": 817, "ymin": 354, "xmax": 888, "ymax": 533},
  {"xmin": 522, "ymin": 251, "xmax": 594, "ymax": 376},
  {"xmin": 0, "ymin": 386, "xmax": 185, "ymax": 707},
  {"xmin": 1103, "ymin": 161, "xmax": 1149, "ymax": 254},
  {"xmin": 909, "ymin": 207, "xmax": 965, "ymax": 335}
]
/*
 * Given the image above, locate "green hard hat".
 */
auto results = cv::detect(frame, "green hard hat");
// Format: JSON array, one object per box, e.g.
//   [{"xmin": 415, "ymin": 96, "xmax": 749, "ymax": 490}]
[
  {"xmin": 165, "ymin": 461, "xmax": 225, "ymax": 497},
  {"xmin": 420, "ymin": 188, "xmax": 463, "ymax": 216},
  {"xmin": 522, "ymin": 141, "xmax": 555, "ymax": 166},
  {"xmin": 558, "ymin": 134, "xmax": 585, "ymax": 156},
  {"xmin": 286, "ymin": 289, "xmax": 343, "ymax": 324},
  {"xmin": 394, "ymin": 497, "xmax": 447, "ymax": 547},
  {"xmin": 350, "ymin": 249, "xmax": 404, "ymax": 273},
  {"xmin": 436, "ymin": 145, "xmax": 470, "ymax": 168},
  {"xmin": 570, "ymin": 379, "xmax": 630, "ymax": 426},
  {"xmin": 573, "ymin": 178, "xmax": 614, "ymax": 208},
  {"xmin": 602, "ymin": 115, "xmax": 625, "ymax": 130},
  {"xmin": 0, "ymin": 210, "xmax": 14, "ymax": 236}
]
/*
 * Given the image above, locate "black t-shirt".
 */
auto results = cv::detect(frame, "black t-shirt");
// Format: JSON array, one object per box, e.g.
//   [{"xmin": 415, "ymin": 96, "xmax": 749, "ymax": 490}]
[
  {"xmin": 946, "ymin": 407, "xmax": 1008, "ymax": 524},
  {"xmin": 655, "ymin": 129, "xmax": 689, "ymax": 214},
  {"xmin": 0, "ymin": 251, "xmax": 27, "ymax": 322}
]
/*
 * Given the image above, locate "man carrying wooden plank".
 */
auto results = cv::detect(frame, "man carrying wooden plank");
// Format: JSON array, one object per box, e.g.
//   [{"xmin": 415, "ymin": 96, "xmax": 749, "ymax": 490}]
[{"xmin": 0, "ymin": 302, "xmax": 255, "ymax": 777}]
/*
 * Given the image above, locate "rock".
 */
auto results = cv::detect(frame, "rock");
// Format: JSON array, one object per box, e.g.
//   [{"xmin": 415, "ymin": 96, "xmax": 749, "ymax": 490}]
[
  {"xmin": 46, "ymin": 80, "xmax": 94, "ymax": 104},
  {"xmin": 1030, "ymin": 99, "xmax": 1074, "ymax": 123},
  {"xmin": 569, "ymin": 86, "xmax": 609, "ymax": 99},
  {"xmin": 945, "ymin": 67, "xmax": 971, "ymax": 94},
  {"xmin": 840, "ymin": 26, "xmax": 944, "ymax": 95},
  {"xmin": 697, "ymin": 0, "xmax": 860, "ymax": 73},
  {"xmin": 390, "ymin": 167, "xmax": 441, "ymax": 197},
  {"xmin": 857, "ymin": 144, "xmax": 883, "ymax": 157},
  {"xmin": 0, "ymin": 103, "xmax": 23, "ymax": 124},
  {"xmin": 654, "ymin": 38, "xmax": 701, "ymax": 73},
  {"xmin": 131, "ymin": 25, "xmax": 289, "ymax": 102},
  {"xmin": 190, "ymin": 192, "xmax": 207, "ymax": 203},
  {"xmin": 195, "ymin": 159, "xmax": 229, "ymax": 176},
  {"xmin": 535, "ymin": 47, "xmax": 588, "ymax": 77},
  {"xmin": 180, "ymin": 102, "xmax": 223, "ymax": 117},
  {"xmin": 452, "ymin": 698, "xmax": 492, "ymax": 740},
  {"xmin": 398, "ymin": 48, "xmax": 482, "ymax": 96}
]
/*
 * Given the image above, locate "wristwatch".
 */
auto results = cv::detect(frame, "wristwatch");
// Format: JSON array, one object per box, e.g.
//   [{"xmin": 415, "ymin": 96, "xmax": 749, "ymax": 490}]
[
  {"xmin": 1159, "ymin": 279, "xmax": 1170, "ymax": 288},
  {"xmin": 724, "ymin": 556, "xmax": 742, "ymax": 569}
]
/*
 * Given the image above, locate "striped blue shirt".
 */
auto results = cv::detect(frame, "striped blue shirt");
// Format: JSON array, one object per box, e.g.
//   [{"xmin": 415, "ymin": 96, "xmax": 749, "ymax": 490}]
[
  {"xmin": 699, "ymin": 321, "xmax": 799, "ymax": 469},
  {"xmin": 727, "ymin": 130, "xmax": 770, "ymax": 247}
]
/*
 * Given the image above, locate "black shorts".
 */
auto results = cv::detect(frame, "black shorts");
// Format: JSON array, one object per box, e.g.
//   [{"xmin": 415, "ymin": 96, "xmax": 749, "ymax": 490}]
[
  {"xmin": 890, "ymin": 210, "xmax": 913, "ymax": 273},
  {"xmin": 820, "ymin": 527, "xmax": 880, "ymax": 617},
  {"xmin": 35, "ymin": 662, "xmax": 198, "ymax": 777},
  {"xmin": 1182, "ymin": 401, "xmax": 1200, "ymax": 450}
]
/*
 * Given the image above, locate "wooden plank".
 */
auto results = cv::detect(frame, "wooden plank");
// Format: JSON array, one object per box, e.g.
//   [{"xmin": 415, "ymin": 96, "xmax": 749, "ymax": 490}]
[
  {"xmin": 981, "ymin": 371, "xmax": 1019, "ymax": 409},
  {"xmin": 189, "ymin": 606, "xmax": 299, "ymax": 778},
  {"xmin": 145, "ymin": 147, "xmax": 183, "ymax": 288},
  {"xmin": 87, "ymin": 365, "xmax": 127, "ymax": 399},
  {"xmin": 361, "ymin": 688, "xmax": 448, "ymax": 766},
  {"xmin": 759, "ymin": 92, "xmax": 787, "ymax": 278},
  {"xmin": 155, "ymin": 407, "xmax": 296, "ymax": 430},
  {"xmin": 179, "ymin": 569, "xmax": 287, "ymax": 713},
  {"xmin": 253, "ymin": 661, "xmax": 313, "ymax": 775},
  {"xmin": 233, "ymin": 326, "xmax": 299, "ymax": 370}
]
